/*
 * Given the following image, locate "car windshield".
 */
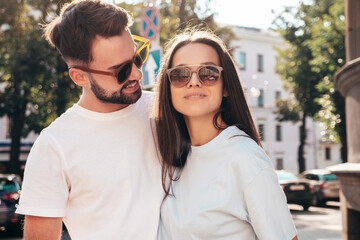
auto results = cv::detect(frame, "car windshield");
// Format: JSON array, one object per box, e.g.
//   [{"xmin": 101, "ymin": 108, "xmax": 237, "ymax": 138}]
[
  {"xmin": 322, "ymin": 174, "xmax": 338, "ymax": 181},
  {"xmin": 0, "ymin": 179, "xmax": 19, "ymax": 193},
  {"xmin": 276, "ymin": 171, "xmax": 298, "ymax": 180}
]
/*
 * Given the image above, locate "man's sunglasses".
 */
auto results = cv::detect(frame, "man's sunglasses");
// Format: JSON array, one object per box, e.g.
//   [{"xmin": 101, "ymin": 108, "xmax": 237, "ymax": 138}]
[
  {"xmin": 68, "ymin": 35, "xmax": 150, "ymax": 84},
  {"xmin": 166, "ymin": 65, "xmax": 223, "ymax": 88}
]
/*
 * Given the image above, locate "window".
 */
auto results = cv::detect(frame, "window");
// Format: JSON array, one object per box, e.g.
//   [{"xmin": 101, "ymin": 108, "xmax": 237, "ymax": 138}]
[
  {"xmin": 276, "ymin": 158, "xmax": 283, "ymax": 170},
  {"xmin": 239, "ymin": 52, "xmax": 246, "ymax": 70},
  {"xmin": 276, "ymin": 125, "xmax": 282, "ymax": 141},
  {"xmin": 257, "ymin": 89, "xmax": 264, "ymax": 107},
  {"xmin": 275, "ymin": 91, "xmax": 281, "ymax": 101},
  {"xmin": 258, "ymin": 124, "xmax": 265, "ymax": 141},
  {"xmin": 325, "ymin": 147, "xmax": 331, "ymax": 160},
  {"xmin": 257, "ymin": 54, "xmax": 264, "ymax": 72},
  {"xmin": 304, "ymin": 174, "xmax": 319, "ymax": 181}
]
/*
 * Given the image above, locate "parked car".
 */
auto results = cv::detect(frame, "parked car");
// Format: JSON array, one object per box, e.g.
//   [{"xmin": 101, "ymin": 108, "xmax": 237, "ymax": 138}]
[
  {"xmin": 0, "ymin": 174, "xmax": 23, "ymax": 234},
  {"xmin": 300, "ymin": 169, "xmax": 340, "ymax": 206},
  {"xmin": 276, "ymin": 170, "xmax": 315, "ymax": 211}
]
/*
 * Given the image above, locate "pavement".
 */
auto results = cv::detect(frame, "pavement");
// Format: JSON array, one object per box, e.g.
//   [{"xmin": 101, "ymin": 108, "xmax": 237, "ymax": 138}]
[
  {"xmin": 1, "ymin": 202, "xmax": 342, "ymax": 240},
  {"xmin": 289, "ymin": 202, "xmax": 342, "ymax": 240}
]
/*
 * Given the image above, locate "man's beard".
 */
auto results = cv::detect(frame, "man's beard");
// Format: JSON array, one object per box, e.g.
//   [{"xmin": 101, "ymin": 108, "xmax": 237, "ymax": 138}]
[{"xmin": 89, "ymin": 74, "xmax": 142, "ymax": 104}]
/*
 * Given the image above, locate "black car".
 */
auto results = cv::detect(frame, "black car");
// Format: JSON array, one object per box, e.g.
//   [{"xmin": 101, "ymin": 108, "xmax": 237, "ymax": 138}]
[
  {"xmin": 276, "ymin": 170, "xmax": 315, "ymax": 211},
  {"xmin": 0, "ymin": 174, "xmax": 23, "ymax": 234},
  {"xmin": 300, "ymin": 169, "xmax": 340, "ymax": 206}
]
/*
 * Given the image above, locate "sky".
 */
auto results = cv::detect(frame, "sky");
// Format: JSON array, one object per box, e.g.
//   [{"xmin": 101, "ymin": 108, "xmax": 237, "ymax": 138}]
[
  {"xmin": 106, "ymin": 0, "xmax": 301, "ymax": 29},
  {"xmin": 213, "ymin": 0, "xmax": 300, "ymax": 29}
]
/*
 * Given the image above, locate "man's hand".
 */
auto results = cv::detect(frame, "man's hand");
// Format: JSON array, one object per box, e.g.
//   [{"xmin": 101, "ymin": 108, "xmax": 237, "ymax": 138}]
[{"xmin": 23, "ymin": 216, "xmax": 63, "ymax": 240}]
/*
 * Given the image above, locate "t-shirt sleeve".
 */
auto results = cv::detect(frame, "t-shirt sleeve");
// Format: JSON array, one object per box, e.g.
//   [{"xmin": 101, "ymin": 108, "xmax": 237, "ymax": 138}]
[
  {"xmin": 244, "ymin": 168, "xmax": 297, "ymax": 240},
  {"xmin": 16, "ymin": 131, "xmax": 69, "ymax": 217}
]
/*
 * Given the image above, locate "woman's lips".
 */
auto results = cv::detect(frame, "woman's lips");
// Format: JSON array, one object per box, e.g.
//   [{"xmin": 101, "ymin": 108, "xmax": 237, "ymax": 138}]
[{"xmin": 184, "ymin": 92, "xmax": 207, "ymax": 99}]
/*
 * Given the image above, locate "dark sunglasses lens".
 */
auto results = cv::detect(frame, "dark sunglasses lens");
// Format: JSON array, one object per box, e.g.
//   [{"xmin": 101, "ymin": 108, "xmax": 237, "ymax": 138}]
[
  {"xmin": 198, "ymin": 66, "xmax": 220, "ymax": 85},
  {"xmin": 169, "ymin": 68, "xmax": 191, "ymax": 87},
  {"xmin": 117, "ymin": 62, "xmax": 132, "ymax": 83},
  {"xmin": 134, "ymin": 46, "xmax": 149, "ymax": 68}
]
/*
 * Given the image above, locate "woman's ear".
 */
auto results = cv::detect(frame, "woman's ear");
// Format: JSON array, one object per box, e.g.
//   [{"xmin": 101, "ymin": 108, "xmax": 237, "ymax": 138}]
[
  {"xmin": 223, "ymin": 88, "xmax": 229, "ymax": 97},
  {"xmin": 69, "ymin": 68, "xmax": 88, "ymax": 87}
]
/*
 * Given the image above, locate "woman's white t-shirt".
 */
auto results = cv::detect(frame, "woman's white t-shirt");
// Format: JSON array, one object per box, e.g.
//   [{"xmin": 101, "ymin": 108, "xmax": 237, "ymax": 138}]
[{"xmin": 159, "ymin": 126, "xmax": 297, "ymax": 240}]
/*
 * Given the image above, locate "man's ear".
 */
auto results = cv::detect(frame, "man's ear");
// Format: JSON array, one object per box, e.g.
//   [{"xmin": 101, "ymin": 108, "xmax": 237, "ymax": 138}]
[{"xmin": 69, "ymin": 68, "xmax": 88, "ymax": 87}]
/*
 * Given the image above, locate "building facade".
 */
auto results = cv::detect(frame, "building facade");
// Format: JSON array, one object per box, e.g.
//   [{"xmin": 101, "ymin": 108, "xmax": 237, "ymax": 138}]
[{"xmin": 229, "ymin": 26, "xmax": 341, "ymax": 172}]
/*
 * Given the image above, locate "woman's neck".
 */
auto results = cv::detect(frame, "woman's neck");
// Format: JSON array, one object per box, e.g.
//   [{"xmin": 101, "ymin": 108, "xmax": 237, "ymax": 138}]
[{"xmin": 185, "ymin": 115, "xmax": 227, "ymax": 146}]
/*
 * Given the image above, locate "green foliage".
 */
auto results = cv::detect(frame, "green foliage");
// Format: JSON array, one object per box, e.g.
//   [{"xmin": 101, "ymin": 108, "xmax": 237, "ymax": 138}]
[
  {"xmin": 0, "ymin": 0, "xmax": 79, "ymax": 135},
  {"xmin": 307, "ymin": 0, "xmax": 345, "ymax": 144},
  {"xmin": 274, "ymin": 0, "xmax": 345, "ymax": 143},
  {"xmin": 275, "ymin": 99, "xmax": 300, "ymax": 123},
  {"xmin": 273, "ymin": 0, "xmax": 346, "ymax": 169},
  {"xmin": 0, "ymin": 0, "xmax": 80, "ymax": 173}
]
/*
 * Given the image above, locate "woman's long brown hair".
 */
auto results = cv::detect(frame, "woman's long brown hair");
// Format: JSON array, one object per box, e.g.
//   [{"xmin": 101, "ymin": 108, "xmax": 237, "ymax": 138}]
[{"xmin": 154, "ymin": 30, "xmax": 262, "ymax": 196}]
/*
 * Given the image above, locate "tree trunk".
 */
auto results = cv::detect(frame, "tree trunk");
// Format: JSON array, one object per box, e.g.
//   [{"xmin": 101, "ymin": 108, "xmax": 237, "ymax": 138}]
[
  {"xmin": 9, "ymin": 125, "xmax": 22, "ymax": 175},
  {"xmin": 8, "ymin": 87, "xmax": 28, "ymax": 176},
  {"xmin": 179, "ymin": 0, "xmax": 186, "ymax": 28},
  {"xmin": 298, "ymin": 111, "xmax": 307, "ymax": 173}
]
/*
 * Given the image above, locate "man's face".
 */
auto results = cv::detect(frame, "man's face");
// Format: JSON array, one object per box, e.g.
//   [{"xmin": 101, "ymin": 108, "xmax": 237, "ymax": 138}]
[{"xmin": 87, "ymin": 30, "xmax": 142, "ymax": 105}]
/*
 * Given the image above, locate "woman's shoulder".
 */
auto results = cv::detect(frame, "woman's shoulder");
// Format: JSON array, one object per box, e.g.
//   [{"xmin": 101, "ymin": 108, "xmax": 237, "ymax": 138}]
[
  {"xmin": 223, "ymin": 126, "xmax": 263, "ymax": 156},
  {"xmin": 223, "ymin": 126, "xmax": 275, "ymax": 180}
]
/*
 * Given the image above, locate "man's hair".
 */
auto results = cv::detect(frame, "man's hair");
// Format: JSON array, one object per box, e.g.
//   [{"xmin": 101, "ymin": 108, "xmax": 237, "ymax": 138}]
[{"xmin": 44, "ymin": 0, "xmax": 133, "ymax": 64}]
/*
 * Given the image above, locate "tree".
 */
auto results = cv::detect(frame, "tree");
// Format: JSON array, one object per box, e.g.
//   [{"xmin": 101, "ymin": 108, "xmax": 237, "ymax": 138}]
[
  {"xmin": 273, "ymin": 0, "xmax": 346, "ymax": 172},
  {"xmin": 306, "ymin": 0, "xmax": 346, "ymax": 162},
  {"xmin": 273, "ymin": 3, "xmax": 323, "ymax": 173},
  {"xmin": 0, "ymin": 0, "xmax": 80, "ymax": 174},
  {"xmin": 117, "ymin": 0, "xmax": 235, "ymax": 48}
]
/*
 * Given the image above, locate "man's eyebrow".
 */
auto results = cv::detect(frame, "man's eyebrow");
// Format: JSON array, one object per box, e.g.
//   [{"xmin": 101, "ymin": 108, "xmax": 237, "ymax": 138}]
[
  {"xmin": 107, "ymin": 61, "xmax": 128, "ymax": 70},
  {"xmin": 107, "ymin": 44, "xmax": 137, "ymax": 70}
]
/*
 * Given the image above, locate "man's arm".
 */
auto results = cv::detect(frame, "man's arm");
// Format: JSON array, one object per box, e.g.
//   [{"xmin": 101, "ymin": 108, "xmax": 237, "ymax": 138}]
[{"xmin": 23, "ymin": 216, "xmax": 63, "ymax": 240}]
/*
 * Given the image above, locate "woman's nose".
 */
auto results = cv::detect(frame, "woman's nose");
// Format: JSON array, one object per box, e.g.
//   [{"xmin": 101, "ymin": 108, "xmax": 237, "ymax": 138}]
[{"xmin": 186, "ymin": 71, "xmax": 202, "ymax": 88}]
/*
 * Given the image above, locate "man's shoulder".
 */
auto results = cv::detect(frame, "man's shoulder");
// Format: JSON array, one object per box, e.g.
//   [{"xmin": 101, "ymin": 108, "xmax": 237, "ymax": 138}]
[
  {"xmin": 38, "ymin": 104, "xmax": 78, "ymax": 135},
  {"xmin": 135, "ymin": 90, "xmax": 155, "ymax": 110},
  {"xmin": 140, "ymin": 90, "xmax": 155, "ymax": 102}
]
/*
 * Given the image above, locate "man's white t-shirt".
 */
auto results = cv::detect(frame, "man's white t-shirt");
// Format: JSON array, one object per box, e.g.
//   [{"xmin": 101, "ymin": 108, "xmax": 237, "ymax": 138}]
[
  {"xmin": 16, "ymin": 91, "xmax": 163, "ymax": 240},
  {"xmin": 159, "ymin": 126, "xmax": 297, "ymax": 240}
]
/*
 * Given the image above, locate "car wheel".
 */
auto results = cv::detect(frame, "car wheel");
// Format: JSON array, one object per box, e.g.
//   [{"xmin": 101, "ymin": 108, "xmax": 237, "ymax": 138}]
[
  {"xmin": 318, "ymin": 200, "xmax": 326, "ymax": 207},
  {"xmin": 302, "ymin": 203, "xmax": 310, "ymax": 211},
  {"xmin": 311, "ymin": 195, "xmax": 319, "ymax": 206}
]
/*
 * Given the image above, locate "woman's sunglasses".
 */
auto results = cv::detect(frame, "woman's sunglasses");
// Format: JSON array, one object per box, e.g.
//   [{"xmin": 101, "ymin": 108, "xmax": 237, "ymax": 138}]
[
  {"xmin": 68, "ymin": 35, "xmax": 150, "ymax": 84},
  {"xmin": 166, "ymin": 65, "xmax": 223, "ymax": 88}
]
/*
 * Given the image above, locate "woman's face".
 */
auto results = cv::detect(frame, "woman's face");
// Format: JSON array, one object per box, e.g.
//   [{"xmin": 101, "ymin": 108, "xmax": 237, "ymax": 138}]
[{"xmin": 169, "ymin": 43, "xmax": 225, "ymax": 121}]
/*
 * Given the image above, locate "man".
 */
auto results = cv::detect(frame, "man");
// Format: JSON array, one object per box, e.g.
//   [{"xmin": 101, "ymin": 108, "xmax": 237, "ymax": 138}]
[{"xmin": 15, "ymin": 1, "xmax": 163, "ymax": 239}]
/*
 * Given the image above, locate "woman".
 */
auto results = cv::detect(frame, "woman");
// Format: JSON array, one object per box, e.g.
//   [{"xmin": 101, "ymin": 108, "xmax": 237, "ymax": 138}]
[{"xmin": 154, "ymin": 30, "xmax": 298, "ymax": 240}]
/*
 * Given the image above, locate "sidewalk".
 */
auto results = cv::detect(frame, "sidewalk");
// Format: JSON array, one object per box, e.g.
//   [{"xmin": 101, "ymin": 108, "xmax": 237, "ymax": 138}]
[{"xmin": 290, "ymin": 202, "xmax": 342, "ymax": 240}]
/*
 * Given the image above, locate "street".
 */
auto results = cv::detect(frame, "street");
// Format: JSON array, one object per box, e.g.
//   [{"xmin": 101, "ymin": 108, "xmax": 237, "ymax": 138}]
[
  {"xmin": 290, "ymin": 201, "xmax": 342, "ymax": 240},
  {"xmin": 1, "ymin": 202, "xmax": 342, "ymax": 240}
]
